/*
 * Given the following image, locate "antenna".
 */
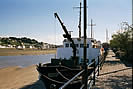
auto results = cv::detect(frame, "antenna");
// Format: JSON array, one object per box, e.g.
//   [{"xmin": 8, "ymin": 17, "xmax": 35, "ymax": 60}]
[
  {"xmin": 106, "ymin": 29, "xmax": 109, "ymax": 43},
  {"xmin": 88, "ymin": 19, "xmax": 96, "ymax": 38}
]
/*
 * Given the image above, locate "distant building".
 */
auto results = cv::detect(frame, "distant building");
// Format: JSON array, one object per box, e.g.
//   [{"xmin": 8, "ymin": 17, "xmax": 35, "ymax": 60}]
[
  {"xmin": 49, "ymin": 44, "xmax": 56, "ymax": 49},
  {"xmin": 17, "ymin": 46, "xmax": 22, "ymax": 49},
  {"xmin": 0, "ymin": 45, "xmax": 6, "ymax": 48},
  {"xmin": 41, "ymin": 43, "xmax": 50, "ymax": 49},
  {"xmin": 16, "ymin": 45, "xmax": 25, "ymax": 49},
  {"xmin": 29, "ymin": 45, "xmax": 34, "ymax": 49},
  {"xmin": 21, "ymin": 43, "xmax": 25, "ymax": 49},
  {"xmin": 22, "ymin": 45, "xmax": 25, "ymax": 49},
  {"xmin": 0, "ymin": 44, "xmax": 15, "ymax": 48}
]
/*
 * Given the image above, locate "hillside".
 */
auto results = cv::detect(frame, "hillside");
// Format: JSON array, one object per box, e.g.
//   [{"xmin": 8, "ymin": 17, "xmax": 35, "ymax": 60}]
[{"xmin": 0, "ymin": 37, "xmax": 56, "ymax": 49}]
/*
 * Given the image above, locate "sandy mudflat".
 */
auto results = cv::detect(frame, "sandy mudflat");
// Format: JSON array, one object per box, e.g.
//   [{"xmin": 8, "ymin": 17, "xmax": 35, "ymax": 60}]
[
  {"xmin": 0, "ymin": 48, "xmax": 56, "ymax": 56},
  {"xmin": 0, "ymin": 65, "xmax": 39, "ymax": 89},
  {"xmin": 91, "ymin": 50, "xmax": 132, "ymax": 89},
  {"xmin": 0, "ymin": 48, "xmax": 55, "ymax": 89}
]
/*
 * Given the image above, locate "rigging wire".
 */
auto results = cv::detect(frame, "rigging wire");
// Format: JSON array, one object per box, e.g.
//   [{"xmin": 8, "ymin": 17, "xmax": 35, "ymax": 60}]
[
  {"xmin": 54, "ymin": 16, "xmax": 57, "ymax": 46},
  {"xmin": 54, "ymin": 16, "xmax": 57, "ymax": 58}
]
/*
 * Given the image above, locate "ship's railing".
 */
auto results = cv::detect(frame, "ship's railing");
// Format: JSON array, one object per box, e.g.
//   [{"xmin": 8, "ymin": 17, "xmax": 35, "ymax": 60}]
[{"xmin": 58, "ymin": 55, "xmax": 105, "ymax": 89}]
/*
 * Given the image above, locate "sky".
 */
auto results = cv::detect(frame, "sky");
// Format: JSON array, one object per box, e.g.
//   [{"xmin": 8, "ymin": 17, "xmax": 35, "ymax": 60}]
[{"xmin": 0, "ymin": 0, "xmax": 132, "ymax": 45}]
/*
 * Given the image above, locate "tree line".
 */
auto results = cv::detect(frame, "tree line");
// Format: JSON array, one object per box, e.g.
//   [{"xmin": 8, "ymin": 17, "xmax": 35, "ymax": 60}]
[
  {"xmin": 110, "ymin": 23, "xmax": 132, "ymax": 62},
  {"xmin": 0, "ymin": 37, "xmax": 44, "ymax": 49}
]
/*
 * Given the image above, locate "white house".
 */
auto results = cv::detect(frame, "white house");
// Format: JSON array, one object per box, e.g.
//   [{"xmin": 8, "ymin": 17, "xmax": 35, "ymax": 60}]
[
  {"xmin": 42, "ymin": 43, "xmax": 50, "ymax": 49},
  {"xmin": 0, "ymin": 45, "xmax": 6, "ymax": 48}
]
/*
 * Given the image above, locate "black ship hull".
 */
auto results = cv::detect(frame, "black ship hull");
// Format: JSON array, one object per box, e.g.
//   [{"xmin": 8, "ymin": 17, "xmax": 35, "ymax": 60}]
[
  {"xmin": 37, "ymin": 65, "xmax": 82, "ymax": 88},
  {"xmin": 36, "ymin": 59, "xmax": 94, "ymax": 89}
]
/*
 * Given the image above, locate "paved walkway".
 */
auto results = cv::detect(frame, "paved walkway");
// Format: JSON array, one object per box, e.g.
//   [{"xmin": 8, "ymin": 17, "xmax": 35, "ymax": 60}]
[{"xmin": 91, "ymin": 50, "xmax": 132, "ymax": 89}]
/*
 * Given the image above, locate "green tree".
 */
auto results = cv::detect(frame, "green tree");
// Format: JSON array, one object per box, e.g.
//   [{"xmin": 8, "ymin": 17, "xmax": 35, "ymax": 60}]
[{"xmin": 110, "ymin": 24, "xmax": 132, "ymax": 62}]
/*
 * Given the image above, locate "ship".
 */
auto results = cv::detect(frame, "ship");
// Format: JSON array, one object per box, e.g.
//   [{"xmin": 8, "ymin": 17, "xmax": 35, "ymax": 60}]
[{"xmin": 36, "ymin": 1, "xmax": 104, "ymax": 89}]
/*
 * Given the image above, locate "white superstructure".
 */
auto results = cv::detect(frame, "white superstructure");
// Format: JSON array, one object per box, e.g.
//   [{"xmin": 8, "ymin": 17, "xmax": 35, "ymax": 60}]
[{"xmin": 56, "ymin": 37, "xmax": 102, "ymax": 64}]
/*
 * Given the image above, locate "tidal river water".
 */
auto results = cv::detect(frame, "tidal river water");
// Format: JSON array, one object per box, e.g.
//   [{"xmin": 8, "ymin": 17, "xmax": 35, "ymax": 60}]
[{"xmin": 0, "ymin": 54, "xmax": 55, "ymax": 68}]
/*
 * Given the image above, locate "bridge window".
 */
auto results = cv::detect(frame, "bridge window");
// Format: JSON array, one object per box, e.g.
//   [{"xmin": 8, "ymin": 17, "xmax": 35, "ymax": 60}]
[
  {"xmin": 70, "ymin": 44, "xmax": 79, "ymax": 48},
  {"xmin": 65, "ymin": 43, "xmax": 69, "ymax": 48},
  {"xmin": 80, "ymin": 44, "xmax": 89, "ymax": 48},
  {"xmin": 87, "ymin": 44, "xmax": 89, "ymax": 48},
  {"xmin": 80, "ymin": 44, "xmax": 84, "ymax": 48},
  {"xmin": 70, "ymin": 44, "xmax": 72, "ymax": 47},
  {"xmin": 75, "ymin": 44, "xmax": 79, "ymax": 47}
]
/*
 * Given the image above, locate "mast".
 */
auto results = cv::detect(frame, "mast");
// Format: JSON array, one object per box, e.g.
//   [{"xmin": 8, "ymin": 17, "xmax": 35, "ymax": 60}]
[
  {"xmin": 82, "ymin": 0, "xmax": 88, "ymax": 88},
  {"xmin": 73, "ymin": 0, "xmax": 82, "ymax": 38},
  {"xmin": 132, "ymin": 0, "xmax": 133, "ymax": 28},
  {"xmin": 78, "ymin": 1, "xmax": 82, "ymax": 38},
  {"xmin": 106, "ymin": 29, "xmax": 108, "ymax": 43},
  {"xmin": 88, "ymin": 19, "xmax": 96, "ymax": 38},
  {"xmin": 91, "ymin": 19, "xmax": 93, "ymax": 38}
]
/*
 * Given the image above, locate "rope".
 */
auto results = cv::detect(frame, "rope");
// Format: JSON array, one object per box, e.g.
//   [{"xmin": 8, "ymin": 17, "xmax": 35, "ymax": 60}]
[
  {"xmin": 41, "ymin": 73, "xmax": 65, "ymax": 84},
  {"xmin": 41, "ymin": 71, "xmax": 81, "ymax": 85},
  {"xmin": 56, "ymin": 68, "xmax": 70, "ymax": 81},
  {"xmin": 61, "ymin": 65, "xmax": 81, "ymax": 71},
  {"xmin": 61, "ymin": 65, "xmax": 73, "ymax": 70}
]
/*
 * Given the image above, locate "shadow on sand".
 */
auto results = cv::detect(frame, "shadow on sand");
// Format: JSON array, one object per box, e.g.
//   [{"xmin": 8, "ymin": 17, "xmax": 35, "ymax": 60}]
[
  {"xmin": 93, "ymin": 75, "xmax": 132, "ymax": 89},
  {"xmin": 108, "ymin": 54, "xmax": 132, "ymax": 67},
  {"xmin": 100, "ymin": 56, "xmax": 132, "ymax": 76},
  {"xmin": 99, "ymin": 67, "xmax": 132, "ymax": 76},
  {"xmin": 20, "ymin": 80, "xmax": 46, "ymax": 89},
  {"xmin": 91, "ymin": 59, "xmax": 132, "ymax": 89},
  {"xmin": 120, "ymin": 59, "xmax": 132, "ymax": 67},
  {"xmin": 104, "ymin": 60, "xmax": 122, "ymax": 65},
  {"xmin": 112, "ymin": 53, "xmax": 132, "ymax": 67}
]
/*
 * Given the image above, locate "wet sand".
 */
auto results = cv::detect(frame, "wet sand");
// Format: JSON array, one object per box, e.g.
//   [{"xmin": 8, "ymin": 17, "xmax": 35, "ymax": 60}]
[
  {"xmin": 0, "ymin": 65, "xmax": 39, "ymax": 89},
  {"xmin": 0, "ymin": 48, "xmax": 55, "ymax": 89}
]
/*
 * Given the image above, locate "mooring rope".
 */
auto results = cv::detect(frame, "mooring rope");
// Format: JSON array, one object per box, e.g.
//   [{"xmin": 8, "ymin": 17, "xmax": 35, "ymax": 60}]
[
  {"xmin": 56, "ymin": 68, "xmax": 70, "ymax": 81},
  {"xmin": 41, "ymin": 73, "xmax": 65, "ymax": 84}
]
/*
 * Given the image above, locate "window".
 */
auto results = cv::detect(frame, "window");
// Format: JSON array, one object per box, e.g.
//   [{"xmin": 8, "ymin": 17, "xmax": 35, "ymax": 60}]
[
  {"xmin": 65, "ymin": 43, "xmax": 69, "ymax": 48},
  {"xmin": 80, "ymin": 44, "xmax": 84, "ymax": 48},
  {"xmin": 75, "ymin": 44, "xmax": 79, "ymax": 47},
  {"xmin": 70, "ymin": 44, "xmax": 72, "ymax": 47},
  {"xmin": 70, "ymin": 44, "xmax": 78, "ymax": 48},
  {"xmin": 80, "ymin": 44, "xmax": 89, "ymax": 48},
  {"xmin": 87, "ymin": 44, "xmax": 89, "ymax": 48}
]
